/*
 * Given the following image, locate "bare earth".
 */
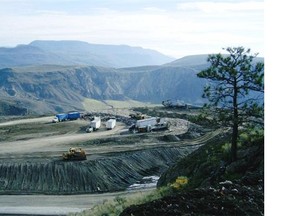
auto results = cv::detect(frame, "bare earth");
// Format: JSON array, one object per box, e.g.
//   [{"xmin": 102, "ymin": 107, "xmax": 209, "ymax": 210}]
[{"xmin": 0, "ymin": 113, "xmax": 217, "ymax": 215}]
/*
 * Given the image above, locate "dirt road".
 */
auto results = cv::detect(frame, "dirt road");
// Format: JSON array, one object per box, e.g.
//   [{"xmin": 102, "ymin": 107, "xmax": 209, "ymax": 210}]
[
  {"xmin": 0, "ymin": 123, "xmax": 126, "ymax": 155},
  {"xmin": 0, "ymin": 188, "xmax": 155, "ymax": 215},
  {"xmin": 0, "ymin": 116, "xmax": 54, "ymax": 127}
]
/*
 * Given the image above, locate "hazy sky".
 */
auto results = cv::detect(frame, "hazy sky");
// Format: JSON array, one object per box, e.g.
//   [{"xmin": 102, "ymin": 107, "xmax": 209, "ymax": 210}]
[{"xmin": 0, "ymin": 0, "xmax": 264, "ymax": 58}]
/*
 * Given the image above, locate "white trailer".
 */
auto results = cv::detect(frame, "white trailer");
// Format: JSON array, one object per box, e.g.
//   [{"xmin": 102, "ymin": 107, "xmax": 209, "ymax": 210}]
[
  {"xmin": 86, "ymin": 117, "xmax": 101, "ymax": 132},
  {"xmin": 131, "ymin": 117, "xmax": 168, "ymax": 133},
  {"xmin": 106, "ymin": 119, "xmax": 116, "ymax": 130}
]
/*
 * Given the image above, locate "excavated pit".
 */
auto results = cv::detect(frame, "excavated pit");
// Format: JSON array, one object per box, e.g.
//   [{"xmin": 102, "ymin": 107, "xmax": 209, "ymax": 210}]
[{"xmin": 0, "ymin": 146, "xmax": 199, "ymax": 195}]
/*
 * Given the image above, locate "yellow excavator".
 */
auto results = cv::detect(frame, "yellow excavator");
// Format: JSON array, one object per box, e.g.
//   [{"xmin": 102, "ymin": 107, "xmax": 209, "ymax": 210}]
[{"xmin": 62, "ymin": 147, "xmax": 87, "ymax": 161}]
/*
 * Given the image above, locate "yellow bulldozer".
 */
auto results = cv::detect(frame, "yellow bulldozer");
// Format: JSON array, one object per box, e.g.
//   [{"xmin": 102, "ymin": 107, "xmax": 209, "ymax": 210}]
[
  {"xmin": 62, "ymin": 147, "xmax": 87, "ymax": 161},
  {"xmin": 129, "ymin": 112, "xmax": 145, "ymax": 120}
]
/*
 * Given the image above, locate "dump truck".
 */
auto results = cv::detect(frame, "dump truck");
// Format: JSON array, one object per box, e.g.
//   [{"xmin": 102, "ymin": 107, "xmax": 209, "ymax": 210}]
[
  {"xmin": 86, "ymin": 117, "xmax": 101, "ymax": 133},
  {"xmin": 106, "ymin": 118, "xmax": 116, "ymax": 130},
  {"xmin": 129, "ymin": 117, "xmax": 169, "ymax": 133},
  {"xmin": 62, "ymin": 147, "xmax": 87, "ymax": 160}
]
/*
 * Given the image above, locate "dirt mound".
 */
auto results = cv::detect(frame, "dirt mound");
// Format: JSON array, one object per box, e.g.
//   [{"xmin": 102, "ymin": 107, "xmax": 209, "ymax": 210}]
[{"xmin": 0, "ymin": 146, "xmax": 199, "ymax": 195}]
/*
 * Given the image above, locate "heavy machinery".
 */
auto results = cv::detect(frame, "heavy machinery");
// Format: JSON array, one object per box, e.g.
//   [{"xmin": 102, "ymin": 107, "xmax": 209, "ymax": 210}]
[
  {"xmin": 162, "ymin": 99, "xmax": 192, "ymax": 109},
  {"xmin": 129, "ymin": 117, "xmax": 169, "ymax": 133},
  {"xmin": 129, "ymin": 112, "xmax": 145, "ymax": 120},
  {"xmin": 62, "ymin": 147, "xmax": 87, "ymax": 161}
]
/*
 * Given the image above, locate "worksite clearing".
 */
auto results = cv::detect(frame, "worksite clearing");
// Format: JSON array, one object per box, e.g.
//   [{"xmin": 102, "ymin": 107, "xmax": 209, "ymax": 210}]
[{"xmin": 0, "ymin": 107, "xmax": 222, "ymax": 216}]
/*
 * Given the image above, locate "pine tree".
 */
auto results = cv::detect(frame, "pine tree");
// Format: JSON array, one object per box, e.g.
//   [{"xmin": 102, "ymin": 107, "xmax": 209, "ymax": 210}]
[{"xmin": 197, "ymin": 47, "xmax": 264, "ymax": 161}]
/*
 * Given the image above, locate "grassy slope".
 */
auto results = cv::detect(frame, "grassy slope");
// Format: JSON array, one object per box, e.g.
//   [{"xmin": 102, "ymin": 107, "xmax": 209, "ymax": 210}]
[{"xmin": 82, "ymin": 98, "xmax": 159, "ymax": 111}]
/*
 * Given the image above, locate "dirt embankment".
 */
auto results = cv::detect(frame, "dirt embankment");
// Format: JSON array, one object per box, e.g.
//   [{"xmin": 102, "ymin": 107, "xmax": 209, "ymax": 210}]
[{"xmin": 0, "ymin": 146, "xmax": 199, "ymax": 195}]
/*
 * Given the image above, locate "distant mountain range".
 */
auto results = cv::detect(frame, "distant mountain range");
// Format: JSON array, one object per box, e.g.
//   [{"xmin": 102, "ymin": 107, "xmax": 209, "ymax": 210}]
[
  {"xmin": 0, "ymin": 41, "xmax": 264, "ymax": 115},
  {"xmin": 0, "ymin": 40, "xmax": 174, "ymax": 68}
]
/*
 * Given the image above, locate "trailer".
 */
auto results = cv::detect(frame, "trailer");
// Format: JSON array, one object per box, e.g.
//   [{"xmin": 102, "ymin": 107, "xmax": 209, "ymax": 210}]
[
  {"xmin": 129, "ymin": 117, "xmax": 168, "ymax": 133},
  {"xmin": 86, "ymin": 117, "xmax": 101, "ymax": 133},
  {"xmin": 106, "ymin": 119, "xmax": 116, "ymax": 130},
  {"xmin": 52, "ymin": 111, "xmax": 80, "ymax": 123},
  {"xmin": 67, "ymin": 111, "xmax": 81, "ymax": 120}
]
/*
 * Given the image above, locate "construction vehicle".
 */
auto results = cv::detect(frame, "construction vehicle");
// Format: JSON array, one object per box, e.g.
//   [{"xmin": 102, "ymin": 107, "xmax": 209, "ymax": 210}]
[
  {"xmin": 62, "ymin": 147, "xmax": 87, "ymax": 161},
  {"xmin": 129, "ymin": 112, "xmax": 145, "ymax": 120},
  {"xmin": 162, "ymin": 99, "xmax": 193, "ymax": 109},
  {"xmin": 86, "ymin": 117, "xmax": 101, "ymax": 133},
  {"xmin": 129, "ymin": 117, "xmax": 169, "ymax": 133}
]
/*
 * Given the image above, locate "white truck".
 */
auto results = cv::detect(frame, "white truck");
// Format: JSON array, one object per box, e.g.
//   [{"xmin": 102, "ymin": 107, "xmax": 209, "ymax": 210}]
[
  {"xmin": 106, "ymin": 119, "xmax": 116, "ymax": 130},
  {"xmin": 129, "ymin": 117, "xmax": 168, "ymax": 133},
  {"xmin": 86, "ymin": 117, "xmax": 101, "ymax": 133}
]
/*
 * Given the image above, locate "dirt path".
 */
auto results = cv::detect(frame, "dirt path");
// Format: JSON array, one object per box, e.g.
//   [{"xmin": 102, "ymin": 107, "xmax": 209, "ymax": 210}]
[
  {"xmin": 0, "ymin": 116, "xmax": 54, "ymax": 127},
  {"xmin": 0, "ymin": 188, "xmax": 155, "ymax": 215},
  {"xmin": 0, "ymin": 123, "xmax": 126, "ymax": 154}
]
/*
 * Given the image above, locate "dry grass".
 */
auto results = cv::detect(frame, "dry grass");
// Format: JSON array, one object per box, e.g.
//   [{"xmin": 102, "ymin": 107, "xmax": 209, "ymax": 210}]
[{"xmin": 69, "ymin": 187, "xmax": 171, "ymax": 216}]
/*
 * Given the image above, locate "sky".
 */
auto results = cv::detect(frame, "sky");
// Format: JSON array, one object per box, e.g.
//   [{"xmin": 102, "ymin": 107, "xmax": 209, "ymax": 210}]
[{"xmin": 0, "ymin": 0, "xmax": 264, "ymax": 58}]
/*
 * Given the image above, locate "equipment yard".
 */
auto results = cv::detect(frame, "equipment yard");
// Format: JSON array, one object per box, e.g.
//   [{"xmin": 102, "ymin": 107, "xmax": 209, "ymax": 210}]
[{"xmin": 0, "ymin": 107, "xmax": 222, "ymax": 215}]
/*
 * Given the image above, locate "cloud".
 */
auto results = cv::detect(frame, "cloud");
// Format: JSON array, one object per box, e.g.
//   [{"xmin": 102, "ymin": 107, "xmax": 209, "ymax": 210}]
[
  {"xmin": 0, "ymin": 1, "xmax": 264, "ymax": 57},
  {"xmin": 177, "ymin": 1, "xmax": 264, "ymax": 13}
]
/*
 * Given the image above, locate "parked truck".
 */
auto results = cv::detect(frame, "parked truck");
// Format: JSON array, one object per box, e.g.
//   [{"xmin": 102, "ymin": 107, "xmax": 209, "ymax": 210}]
[
  {"xmin": 129, "ymin": 117, "xmax": 169, "ymax": 133},
  {"xmin": 106, "ymin": 118, "xmax": 116, "ymax": 130},
  {"xmin": 67, "ymin": 111, "xmax": 81, "ymax": 120},
  {"xmin": 162, "ymin": 99, "xmax": 193, "ymax": 109},
  {"xmin": 52, "ymin": 111, "xmax": 81, "ymax": 123},
  {"xmin": 86, "ymin": 117, "xmax": 101, "ymax": 133},
  {"xmin": 52, "ymin": 113, "xmax": 68, "ymax": 122}
]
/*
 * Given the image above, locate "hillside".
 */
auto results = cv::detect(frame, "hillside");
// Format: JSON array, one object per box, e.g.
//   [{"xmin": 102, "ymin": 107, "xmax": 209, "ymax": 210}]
[
  {"xmin": 120, "ymin": 133, "xmax": 264, "ymax": 216},
  {"xmin": 0, "ymin": 64, "xmax": 208, "ymax": 115},
  {"xmin": 0, "ymin": 40, "xmax": 174, "ymax": 68}
]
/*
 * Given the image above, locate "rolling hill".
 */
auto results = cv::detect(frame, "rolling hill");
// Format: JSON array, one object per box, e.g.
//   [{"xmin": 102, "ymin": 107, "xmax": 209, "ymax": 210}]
[{"xmin": 0, "ymin": 40, "xmax": 174, "ymax": 68}]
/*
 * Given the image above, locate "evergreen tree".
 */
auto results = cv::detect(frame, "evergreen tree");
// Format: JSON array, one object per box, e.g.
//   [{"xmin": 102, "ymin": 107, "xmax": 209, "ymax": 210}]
[{"xmin": 197, "ymin": 47, "xmax": 264, "ymax": 161}]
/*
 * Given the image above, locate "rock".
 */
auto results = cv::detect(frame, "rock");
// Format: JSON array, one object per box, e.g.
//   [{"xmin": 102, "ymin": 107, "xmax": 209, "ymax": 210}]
[{"xmin": 219, "ymin": 180, "xmax": 233, "ymax": 186}]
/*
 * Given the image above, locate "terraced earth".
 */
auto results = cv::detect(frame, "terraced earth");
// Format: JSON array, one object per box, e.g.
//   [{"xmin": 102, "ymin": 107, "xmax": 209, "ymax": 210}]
[{"xmin": 0, "ymin": 109, "xmax": 221, "ymax": 215}]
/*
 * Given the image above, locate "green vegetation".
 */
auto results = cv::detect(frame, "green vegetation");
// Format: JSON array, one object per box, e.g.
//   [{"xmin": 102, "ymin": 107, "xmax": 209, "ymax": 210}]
[
  {"xmin": 197, "ymin": 47, "xmax": 264, "ymax": 161},
  {"xmin": 158, "ymin": 129, "xmax": 264, "ymax": 189},
  {"xmin": 82, "ymin": 98, "xmax": 111, "ymax": 111},
  {"xmin": 82, "ymin": 98, "xmax": 157, "ymax": 112},
  {"xmin": 69, "ymin": 187, "xmax": 171, "ymax": 216},
  {"xmin": 105, "ymin": 100, "xmax": 157, "ymax": 109},
  {"xmin": 0, "ymin": 101, "xmax": 28, "ymax": 116}
]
